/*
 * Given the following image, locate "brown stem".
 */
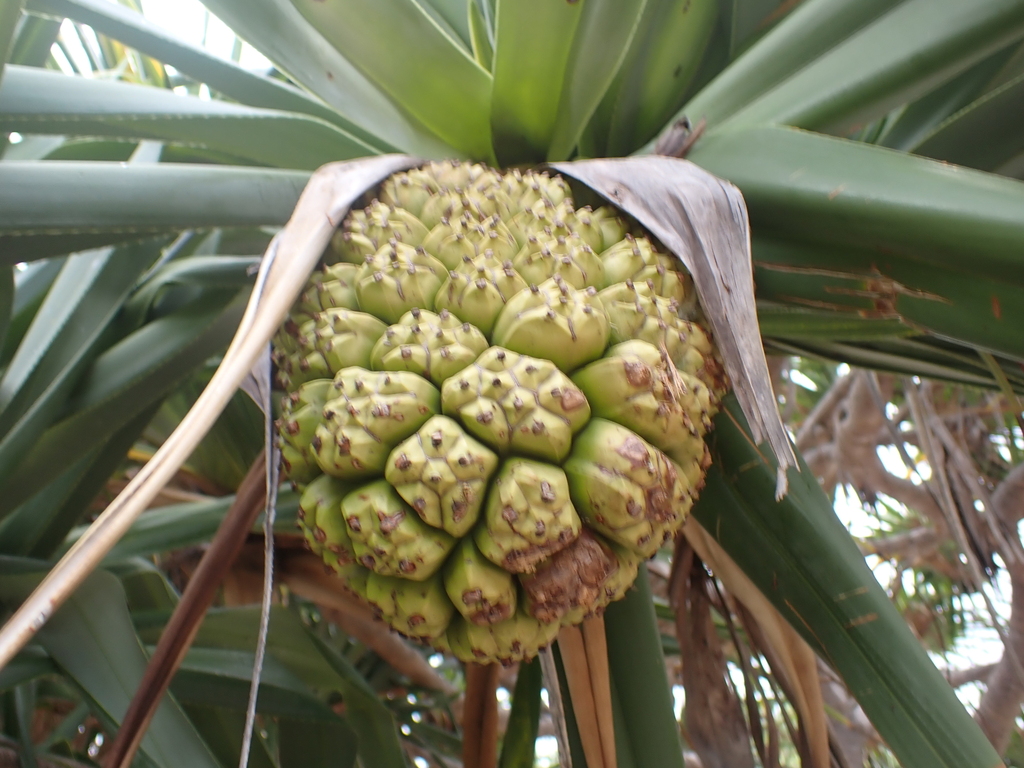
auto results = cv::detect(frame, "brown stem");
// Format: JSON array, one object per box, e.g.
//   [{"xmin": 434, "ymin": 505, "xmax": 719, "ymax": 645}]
[
  {"xmin": 104, "ymin": 452, "xmax": 268, "ymax": 768},
  {"xmin": 463, "ymin": 663, "xmax": 501, "ymax": 768},
  {"xmin": 558, "ymin": 625, "xmax": 606, "ymax": 768},
  {"xmin": 581, "ymin": 615, "xmax": 617, "ymax": 768}
]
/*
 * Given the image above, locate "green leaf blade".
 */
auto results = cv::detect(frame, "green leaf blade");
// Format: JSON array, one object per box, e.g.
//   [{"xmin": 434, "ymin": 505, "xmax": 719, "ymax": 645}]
[
  {"xmin": 689, "ymin": 125, "xmax": 1024, "ymax": 287},
  {"xmin": 27, "ymin": 0, "xmax": 389, "ymax": 149},
  {"xmin": 727, "ymin": 0, "xmax": 1024, "ymax": 135},
  {"xmin": 0, "ymin": 564, "xmax": 222, "ymax": 768},
  {"xmin": 490, "ymin": 0, "xmax": 584, "ymax": 164},
  {"xmin": 546, "ymin": 0, "xmax": 648, "ymax": 162},
  {"xmin": 667, "ymin": 0, "xmax": 903, "ymax": 136},
  {"xmin": 290, "ymin": 0, "xmax": 493, "ymax": 160},
  {"xmin": 0, "ymin": 65, "xmax": 377, "ymax": 169},
  {"xmin": 0, "ymin": 162, "xmax": 308, "ymax": 261},
  {"xmin": 200, "ymin": 0, "xmax": 455, "ymax": 158}
]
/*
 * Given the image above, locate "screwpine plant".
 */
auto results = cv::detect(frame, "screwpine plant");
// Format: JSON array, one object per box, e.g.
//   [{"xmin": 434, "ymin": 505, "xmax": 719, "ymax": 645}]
[{"xmin": 1, "ymin": 1, "xmax": 1024, "ymax": 767}]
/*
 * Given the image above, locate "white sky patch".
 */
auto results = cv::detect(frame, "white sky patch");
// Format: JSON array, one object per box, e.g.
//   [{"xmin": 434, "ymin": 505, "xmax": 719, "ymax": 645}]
[
  {"xmin": 788, "ymin": 368, "xmax": 818, "ymax": 391},
  {"xmin": 137, "ymin": 0, "xmax": 272, "ymax": 71}
]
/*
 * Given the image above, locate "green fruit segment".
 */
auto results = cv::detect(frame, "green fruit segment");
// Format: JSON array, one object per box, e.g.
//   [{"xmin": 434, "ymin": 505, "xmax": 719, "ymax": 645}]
[
  {"xmin": 309, "ymin": 309, "xmax": 389, "ymax": 376},
  {"xmin": 563, "ymin": 419, "xmax": 694, "ymax": 558},
  {"xmin": 446, "ymin": 609, "xmax": 560, "ymax": 665},
  {"xmin": 277, "ymin": 379, "xmax": 334, "ymax": 486},
  {"xmin": 599, "ymin": 235, "xmax": 691, "ymax": 304},
  {"xmin": 341, "ymin": 480, "xmax": 456, "ymax": 581},
  {"xmin": 274, "ymin": 309, "xmax": 387, "ymax": 391},
  {"xmin": 475, "ymin": 458, "xmax": 581, "ymax": 574},
  {"xmin": 492, "ymin": 276, "xmax": 610, "ymax": 372},
  {"xmin": 331, "ymin": 200, "xmax": 429, "ymax": 264},
  {"xmin": 434, "ymin": 254, "xmax": 529, "ymax": 337},
  {"xmin": 422, "ymin": 214, "xmax": 519, "ymax": 269},
  {"xmin": 366, "ymin": 572, "xmax": 455, "ymax": 640},
  {"xmin": 323, "ymin": 562, "xmax": 371, "ymax": 601},
  {"xmin": 355, "ymin": 242, "xmax": 446, "ymax": 324},
  {"xmin": 385, "ymin": 415, "xmax": 499, "ymax": 537},
  {"xmin": 512, "ymin": 233, "xmax": 604, "ymax": 290},
  {"xmin": 275, "ymin": 263, "xmax": 361, "ymax": 356},
  {"xmin": 443, "ymin": 538, "xmax": 517, "ymax": 625},
  {"xmin": 418, "ymin": 178, "xmax": 509, "ymax": 230},
  {"xmin": 501, "ymin": 169, "xmax": 570, "ymax": 214},
  {"xmin": 313, "ymin": 368, "xmax": 439, "ymax": 479},
  {"xmin": 573, "ymin": 340, "xmax": 712, "ymax": 464},
  {"xmin": 298, "ymin": 474, "xmax": 358, "ymax": 562},
  {"xmin": 588, "ymin": 207, "xmax": 630, "ymax": 252},
  {"xmin": 599, "ymin": 281, "xmax": 725, "ymax": 395},
  {"xmin": 558, "ymin": 538, "xmax": 642, "ymax": 627},
  {"xmin": 370, "ymin": 308, "xmax": 488, "ymax": 386},
  {"xmin": 442, "ymin": 347, "xmax": 590, "ymax": 462}
]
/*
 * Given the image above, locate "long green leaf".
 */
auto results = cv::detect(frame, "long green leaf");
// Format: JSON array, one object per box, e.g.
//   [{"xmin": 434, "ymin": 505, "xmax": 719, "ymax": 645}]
[
  {"xmin": 62, "ymin": 491, "xmax": 299, "ymax": 562},
  {"xmin": 0, "ymin": 242, "xmax": 160, "ymax": 487},
  {"xmin": 688, "ymin": 125, "xmax": 1024, "ymax": 286},
  {"xmin": 601, "ymin": 0, "xmax": 718, "ymax": 156},
  {"xmin": 172, "ymin": 646, "xmax": 358, "ymax": 727},
  {"xmin": 723, "ymin": 0, "xmax": 788, "ymax": 56},
  {"xmin": 0, "ymin": 65, "xmax": 377, "ymax": 168},
  {"xmin": 498, "ymin": 657, "xmax": 540, "ymax": 768},
  {"xmin": 0, "ymin": 562, "xmax": 221, "ymax": 768},
  {"xmin": 467, "ymin": 0, "xmax": 493, "ymax": 69},
  {"xmin": 767, "ymin": 337, "xmax": 1024, "ymax": 391},
  {"xmin": 877, "ymin": 41, "xmax": 1022, "ymax": 151},
  {"xmin": 695, "ymin": 395, "xmax": 1002, "ymax": 768},
  {"xmin": 7, "ymin": 683, "xmax": 37, "ymax": 768},
  {"xmin": 756, "ymin": 304, "xmax": 916, "ymax": 341},
  {"xmin": 174, "ymin": 607, "xmax": 407, "ymax": 768},
  {"xmin": 0, "ymin": 0, "xmax": 26, "ymax": 79},
  {"xmin": 0, "ymin": 289, "xmax": 247, "ymax": 519},
  {"xmin": 199, "ymin": 0, "xmax": 453, "ymax": 158},
  {"xmin": 419, "ymin": 0, "xmax": 472, "ymax": 50},
  {"xmin": 9, "ymin": 12, "xmax": 59, "ymax": 66},
  {"xmin": 912, "ymin": 71, "xmax": 1024, "ymax": 172},
  {"xmin": 279, "ymin": 717, "xmax": 359, "ymax": 768},
  {"xmin": 0, "ymin": 266, "xmax": 11, "ymax": 356},
  {"xmin": 0, "ymin": 406, "xmax": 157, "ymax": 557},
  {"xmin": 289, "ymin": 0, "xmax": 493, "ymax": 160},
  {"xmin": 726, "ymin": 0, "xmax": 1024, "ymax": 134},
  {"xmin": 0, "ymin": 258, "xmax": 63, "ymax": 366},
  {"xmin": 605, "ymin": 565, "xmax": 687, "ymax": 768},
  {"xmin": 752, "ymin": 235, "xmax": 1024, "ymax": 365},
  {"xmin": 546, "ymin": 0, "xmax": 647, "ymax": 162},
  {"xmin": 489, "ymin": 0, "xmax": 583, "ymax": 164},
  {"xmin": 669, "ymin": 0, "xmax": 903, "ymax": 135},
  {"xmin": 309, "ymin": 634, "xmax": 409, "ymax": 768},
  {"xmin": 113, "ymin": 560, "xmax": 179, "ymax": 614},
  {"xmin": 26, "ymin": 0, "xmax": 386, "ymax": 149},
  {"xmin": 0, "ymin": 646, "xmax": 56, "ymax": 691},
  {"xmin": 183, "ymin": 706, "xmax": 278, "ymax": 768},
  {"xmin": 0, "ymin": 162, "xmax": 308, "ymax": 261}
]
